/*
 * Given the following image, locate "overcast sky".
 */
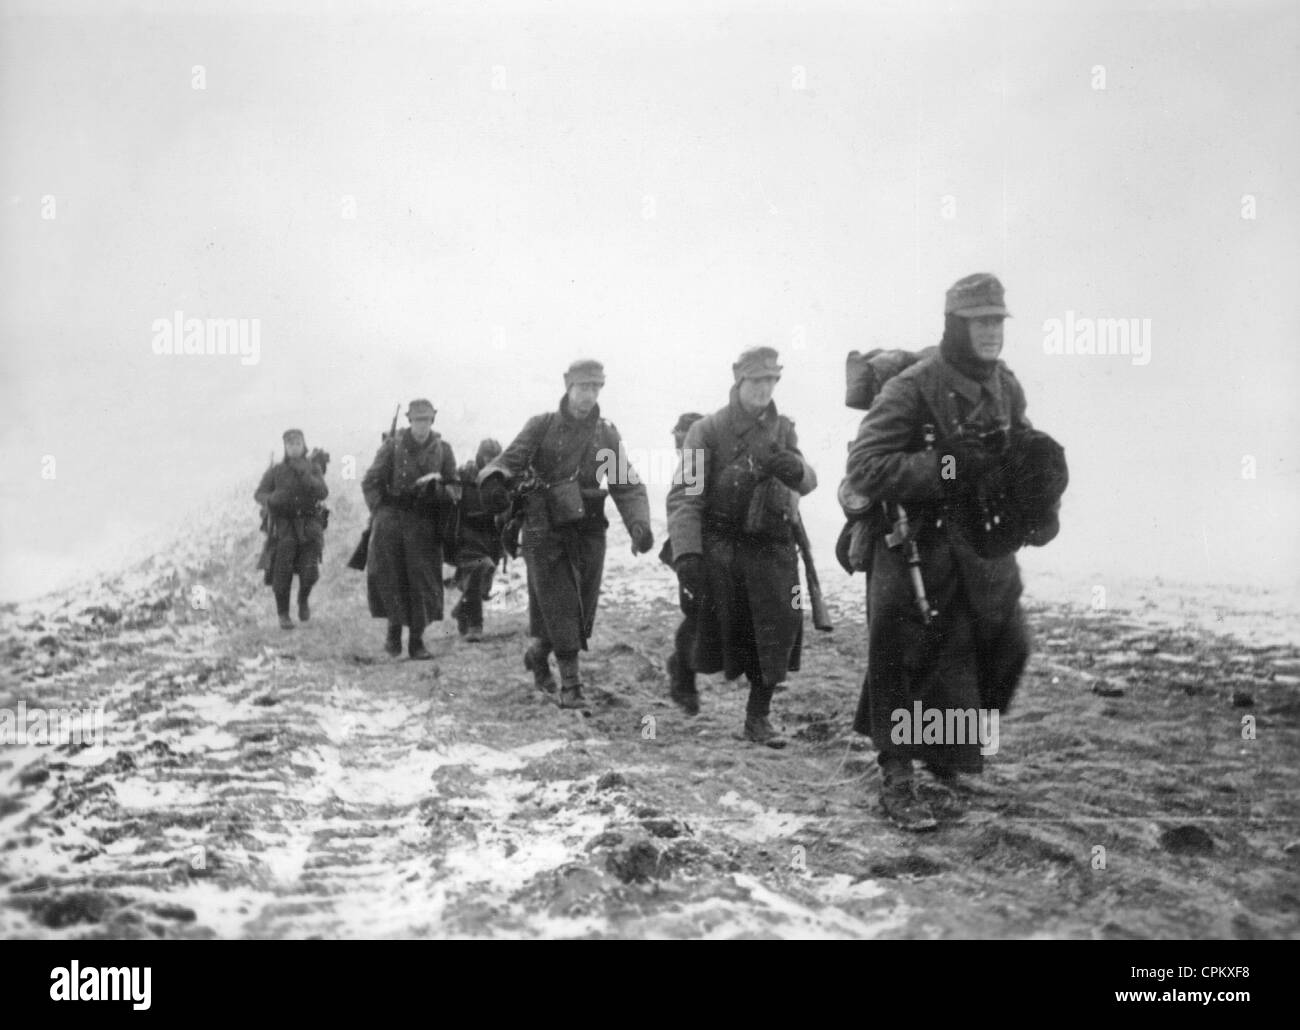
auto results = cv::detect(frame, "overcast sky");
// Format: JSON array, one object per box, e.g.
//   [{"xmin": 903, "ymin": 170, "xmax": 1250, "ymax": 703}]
[{"xmin": 2, "ymin": 0, "xmax": 1297, "ymax": 601}]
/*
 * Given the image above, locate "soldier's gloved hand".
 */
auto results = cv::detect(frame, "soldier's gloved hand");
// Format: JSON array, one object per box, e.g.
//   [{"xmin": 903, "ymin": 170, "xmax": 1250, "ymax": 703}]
[
  {"xmin": 630, "ymin": 522, "xmax": 654, "ymax": 555},
  {"xmin": 479, "ymin": 472, "xmax": 511, "ymax": 514},
  {"xmin": 675, "ymin": 554, "xmax": 704, "ymax": 614},
  {"xmin": 760, "ymin": 450, "xmax": 805, "ymax": 489}
]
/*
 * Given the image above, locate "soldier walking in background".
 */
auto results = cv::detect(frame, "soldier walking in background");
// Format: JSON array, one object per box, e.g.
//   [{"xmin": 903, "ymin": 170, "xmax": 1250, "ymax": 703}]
[
  {"xmin": 450, "ymin": 438, "xmax": 504, "ymax": 643},
  {"xmin": 659, "ymin": 412, "xmax": 705, "ymax": 714},
  {"xmin": 361, "ymin": 399, "xmax": 459, "ymax": 660},
  {"xmin": 844, "ymin": 274, "xmax": 1065, "ymax": 831},
  {"xmin": 479, "ymin": 360, "xmax": 654, "ymax": 711},
  {"xmin": 254, "ymin": 429, "xmax": 329, "ymax": 630},
  {"xmin": 667, "ymin": 348, "xmax": 817, "ymax": 747}
]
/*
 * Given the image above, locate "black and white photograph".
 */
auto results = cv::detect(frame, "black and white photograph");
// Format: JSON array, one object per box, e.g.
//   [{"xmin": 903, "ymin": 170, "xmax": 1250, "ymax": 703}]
[{"xmin": 1, "ymin": 0, "xmax": 1296, "ymax": 960}]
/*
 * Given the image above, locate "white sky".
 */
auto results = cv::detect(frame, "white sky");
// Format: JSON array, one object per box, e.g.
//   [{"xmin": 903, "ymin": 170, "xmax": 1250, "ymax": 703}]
[{"xmin": 2, "ymin": 0, "xmax": 1297, "ymax": 600}]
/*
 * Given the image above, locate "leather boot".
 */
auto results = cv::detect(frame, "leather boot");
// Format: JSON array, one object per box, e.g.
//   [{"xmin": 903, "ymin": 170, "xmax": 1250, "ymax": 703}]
[
  {"xmin": 408, "ymin": 627, "xmax": 433, "ymax": 661},
  {"xmin": 666, "ymin": 652, "xmax": 699, "ymax": 716},
  {"xmin": 278, "ymin": 612, "xmax": 295, "ymax": 631},
  {"xmin": 451, "ymin": 598, "xmax": 468, "ymax": 637},
  {"xmin": 879, "ymin": 758, "xmax": 938, "ymax": 832},
  {"xmin": 523, "ymin": 640, "xmax": 557, "ymax": 693},
  {"xmin": 384, "ymin": 623, "xmax": 403, "ymax": 657},
  {"xmin": 743, "ymin": 678, "xmax": 786, "ymax": 748},
  {"xmin": 556, "ymin": 653, "xmax": 589, "ymax": 711}
]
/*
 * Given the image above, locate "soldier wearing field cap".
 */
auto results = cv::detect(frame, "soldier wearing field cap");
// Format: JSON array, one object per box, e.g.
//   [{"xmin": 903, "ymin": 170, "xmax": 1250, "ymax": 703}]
[
  {"xmin": 361, "ymin": 398, "xmax": 459, "ymax": 660},
  {"xmin": 667, "ymin": 347, "xmax": 817, "ymax": 747},
  {"xmin": 844, "ymin": 273, "xmax": 1061, "ymax": 831},
  {"xmin": 254, "ymin": 429, "xmax": 329, "ymax": 630},
  {"xmin": 479, "ymin": 360, "xmax": 653, "ymax": 711}
]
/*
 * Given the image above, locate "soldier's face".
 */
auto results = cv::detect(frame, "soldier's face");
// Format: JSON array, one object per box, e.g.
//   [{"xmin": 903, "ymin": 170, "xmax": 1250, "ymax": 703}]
[
  {"xmin": 967, "ymin": 316, "xmax": 1006, "ymax": 361},
  {"xmin": 737, "ymin": 376, "xmax": 778, "ymax": 412},
  {"xmin": 409, "ymin": 415, "xmax": 434, "ymax": 441},
  {"xmin": 285, "ymin": 439, "xmax": 305, "ymax": 459},
  {"xmin": 567, "ymin": 382, "xmax": 601, "ymax": 417}
]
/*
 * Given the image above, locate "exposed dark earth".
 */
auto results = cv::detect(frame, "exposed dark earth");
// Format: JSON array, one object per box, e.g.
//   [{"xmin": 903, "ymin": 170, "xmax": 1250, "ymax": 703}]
[{"xmin": 2, "ymin": 492, "xmax": 1297, "ymax": 938}]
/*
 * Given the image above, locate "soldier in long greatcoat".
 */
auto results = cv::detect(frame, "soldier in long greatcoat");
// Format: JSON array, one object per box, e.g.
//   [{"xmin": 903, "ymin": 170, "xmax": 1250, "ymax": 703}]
[
  {"xmin": 254, "ymin": 429, "xmax": 329, "ymax": 630},
  {"xmin": 361, "ymin": 399, "xmax": 459, "ymax": 660},
  {"xmin": 845, "ymin": 273, "xmax": 1059, "ymax": 831},
  {"xmin": 479, "ymin": 360, "xmax": 654, "ymax": 711},
  {"xmin": 667, "ymin": 347, "xmax": 817, "ymax": 747}
]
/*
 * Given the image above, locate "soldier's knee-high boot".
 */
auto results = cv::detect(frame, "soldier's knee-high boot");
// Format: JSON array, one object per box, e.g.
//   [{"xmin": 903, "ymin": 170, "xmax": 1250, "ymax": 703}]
[
  {"xmin": 667, "ymin": 618, "xmax": 699, "ymax": 715},
  {"xmin": 556, "ymin": 652, "xmax": 588, "ymax": 711},
  {"xmin": 524, "ymin": 638, "xmax": 556, "ymax": 693},
  {"xmin": 384, "ymin": 621, "xmax": 403, "ymax": 657},
  {"xmin": 743, "ymin": 677, "xmax": 786, "ymax": 748},
  {"xmin": 408, "ymin": 619, "xmax": 432, "ymax": 660}
]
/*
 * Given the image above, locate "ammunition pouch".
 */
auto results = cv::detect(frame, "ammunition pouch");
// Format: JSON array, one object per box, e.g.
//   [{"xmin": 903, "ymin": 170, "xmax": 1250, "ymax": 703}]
[
  {"xmin": 741, "ymin": 478, "xmax": 797, "ymax": 543},
  {"xmin": 544, "ymin": 477, "xmax": 586, "ymax": 526}
]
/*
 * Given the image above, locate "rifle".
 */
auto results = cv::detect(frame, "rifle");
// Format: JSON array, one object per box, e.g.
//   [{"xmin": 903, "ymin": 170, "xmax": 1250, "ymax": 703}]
[
  {"xmin": 884, "ymin": 424, "xmax": 939, "ymax": 624},
  {"xmin": 793, "ymin": 514, "xmax": 833, "ymax": 631},
  {"xmin": 347, "ymin": 404, "xmax": 401, "ymax": 571}
]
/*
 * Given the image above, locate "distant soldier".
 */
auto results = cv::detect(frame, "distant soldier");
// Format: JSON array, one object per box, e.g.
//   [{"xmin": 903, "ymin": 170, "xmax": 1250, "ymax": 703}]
[
  {"xmin": 361, "ymin": 399, "xmax": 459, "ymax": 660},
  {"xmin": 480, "ymin": 360, "xmax": 654, "ymax": 710},
  {"xmin": 254, "ymin": 429, "xmax": 329, "ymax": 630},
  {"xmin": 667, "ymin": 348, "xmax": 817, "ymax": 747},
  {"xmin": 844, "ymin": 273, "xmax": 1064, "ymax": 831},
  {"xmin": 659, "ymin": 412, "xmax": 705, "ymax": 714},
  {"xmin": 450, "ymin": 438, "xmax": 504, "ymax": 642}
]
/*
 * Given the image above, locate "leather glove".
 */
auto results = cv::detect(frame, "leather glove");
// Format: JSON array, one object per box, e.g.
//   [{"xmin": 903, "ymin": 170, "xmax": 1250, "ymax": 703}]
[
  {"xmin": 675, "ymin": 554, "xmax": 703, "ymax": 614},
  {"xmin": 480, "ymin": 473, "xmax": 511, "ymax": 514},
  {"xmin": 761, "ymin": 450, "xmax": 805, "ymax": 489},
  {"xmin": 630, "ymin": 522, "xmax": 654, "ymax": 555}
]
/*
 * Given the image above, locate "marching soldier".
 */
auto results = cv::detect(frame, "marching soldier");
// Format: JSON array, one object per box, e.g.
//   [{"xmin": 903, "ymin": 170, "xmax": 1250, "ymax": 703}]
[
  {"xmin": 844, "ymin": 273, "xmax": 1060, "ymax": 831},
  {"xmin": 450, "ymin": 438, "xmax": 504, "ymax": 642},
  {"xmin": 666, "ymin": 347, "xmax": 817, "ymax": 747},
  {"xmin": 659, "ymin": 412, "xmax": 705, "ymax": 714},
  {"xmin": 479, "ymin": 360, "xmax": 654, "ymax": 710},
  {"xmin": 361, "ymin": 399, "xmax": 459, "ymax": 660},
  {"xmin": 254, "ymin": 429, "xmax": 329, "ymax": 630}
]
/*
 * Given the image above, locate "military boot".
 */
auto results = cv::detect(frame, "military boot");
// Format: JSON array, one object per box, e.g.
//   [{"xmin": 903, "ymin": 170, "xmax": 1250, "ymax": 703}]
[
  {"xmin": 666, "ymin": 652, "xmax": 699, "ymax": 716},
  {"xmin": 879, "ymin": 759, "xmax": 938, "ymax": 832},
  {"xmin": 465, "ymin": 625, "xmax": 484, "ymax": 643},
  {"xmin": 743, "ymin": 679, "xmax": 786, "ymax": 748},
  {"xmin": 278, "ymin": 612, "xmax": 295, "ymax": 631},
  {"xmin": 523, "ymin": 641, "xmax": 557, "ymax": 694},
  {"xmin": 451, "ymin": 598, "xmax": 468, "ymax": 637},
  {"xmin": 384, "ymin": 623, "xmax": 403, "ymax": 657},
  {"xmin": 408, "ymin": 628, "xmax": 433, "ymax": 661},
  {"xmin": 297, "ymin": 586, "xmax": 312, "ymax": 623},
  {"xmin": 919, "ymin": 762, "xmax": 969, "ymax": 821},
  {"xmin": 556, "ymin": 653, "xmax": 590, "ymax": 712}
]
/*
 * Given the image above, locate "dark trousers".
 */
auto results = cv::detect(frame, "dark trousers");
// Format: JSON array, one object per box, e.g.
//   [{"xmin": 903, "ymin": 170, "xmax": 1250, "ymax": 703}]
[
  {"xmin": 269, "ymin": 530, "xmax": 322, "ymax": 614},
  {"xmin": 456, "ymin": 557, "xmax": 496, "ymax": 628}
]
